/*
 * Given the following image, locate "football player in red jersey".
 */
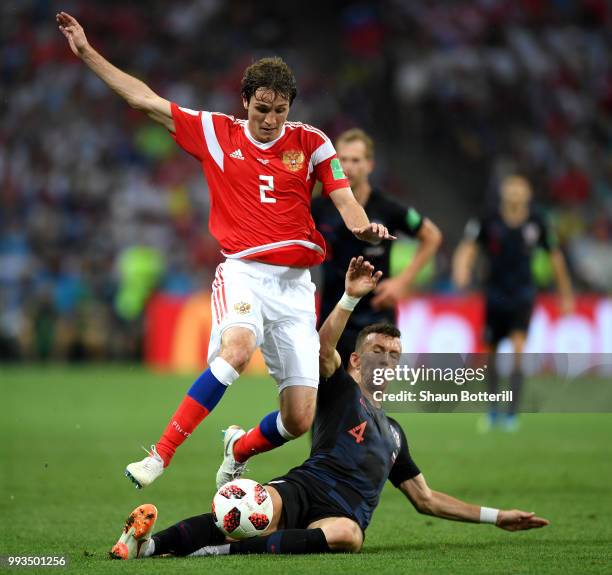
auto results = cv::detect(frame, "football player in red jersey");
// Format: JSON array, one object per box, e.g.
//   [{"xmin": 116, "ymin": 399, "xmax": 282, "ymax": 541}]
[{"xmin": 57, "ymin": 12, "xmax": 394, "ymax": 489}]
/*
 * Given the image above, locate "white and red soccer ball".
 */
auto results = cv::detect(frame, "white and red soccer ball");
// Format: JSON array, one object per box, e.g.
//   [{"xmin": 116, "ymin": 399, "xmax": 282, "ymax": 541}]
[{"xmin": 212, "ymin": 478, "xmax": 274, "ymax": 539}]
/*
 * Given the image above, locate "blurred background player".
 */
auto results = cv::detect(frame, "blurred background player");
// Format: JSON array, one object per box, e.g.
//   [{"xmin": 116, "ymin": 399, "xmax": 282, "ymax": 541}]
[
  {"xmin": 312, "ymin": 129, "xmax": 442, "ymax": 364},
  {"xmin": 56, "ymin": 12, "xmax": 393, "ymax": 489},
  {"xmin": 453, "ymin": 175, "xmax": 574, "ymax": 431},
  {"xmin": 109, "ymin": 257, "xmax": 548, "ymax": 560}
]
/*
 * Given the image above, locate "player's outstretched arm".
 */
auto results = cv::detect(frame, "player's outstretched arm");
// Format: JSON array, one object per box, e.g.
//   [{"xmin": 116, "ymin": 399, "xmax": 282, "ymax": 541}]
[
  {"xmin": 399, "ymin": 474, "xmax": 549, "ymax": 531},
  {"xmin": 319, "ymin": 257, "xmax": 382, "ymax": 378},
  {"xmin": 372, "ymin": 218, "xmax": 442, "ymax": 309},
  {"xmin": 328, "ymin": 188, "xmax": 396, "ymax": 245},
  {"xmin": 56, "ymin": 12, "xmax": 174, "ymax": 132}
]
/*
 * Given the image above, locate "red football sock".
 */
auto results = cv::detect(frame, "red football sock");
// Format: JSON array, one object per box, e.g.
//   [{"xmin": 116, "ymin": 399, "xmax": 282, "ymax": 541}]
[
  {"xmin": 155, "ymin": 396, "xmax": 210, "ymax": 467},
  {"xmin": 232, "ymin": 426, "xmax": 276, "ymax": 463}
]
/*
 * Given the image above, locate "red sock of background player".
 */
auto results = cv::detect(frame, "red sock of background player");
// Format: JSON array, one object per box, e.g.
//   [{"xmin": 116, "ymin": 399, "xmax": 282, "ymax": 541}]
[
  {"xmin": 155, "ymin": 357, "xmax": 239, "ymax": 466},
  {"xmin": 233, "ymin": 411, "xmax": 294, "ymax": 463}
]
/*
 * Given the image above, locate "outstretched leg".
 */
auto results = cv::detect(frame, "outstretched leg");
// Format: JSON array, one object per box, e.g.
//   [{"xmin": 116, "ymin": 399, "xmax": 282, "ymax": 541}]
[
  {"xmin": 125, "ymin": 326, "xmax": 253, "ymax": 488},
  {"xmin": 155, "ymin": 327, "xmax": 253, "ymax": 465},
  {"xmin": 148, "ymin": 513, "xmax": 226, "ymax": 557},
  {"xmin": 190, "ymin": 516, "xmax": 361, "ymax": 557}
]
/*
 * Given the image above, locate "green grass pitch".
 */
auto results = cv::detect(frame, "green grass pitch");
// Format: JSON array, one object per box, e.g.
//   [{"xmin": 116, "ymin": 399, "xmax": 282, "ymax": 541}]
[{"xmin": 1, "ymin": 365, "xmax": 611, "ymax": 574}]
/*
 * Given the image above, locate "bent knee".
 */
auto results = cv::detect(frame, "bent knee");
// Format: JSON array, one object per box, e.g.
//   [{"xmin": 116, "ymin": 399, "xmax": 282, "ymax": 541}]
[
  {"xmin": 280, "ymin": 388, "xmax": 317, "ymax": 437},
  {"xmin": 284, "ymin": 417, "xmax": 313, "ymax": 437},
  {"xmin": 323, "ymin": 519, "xmax": 363, "ymax": 553},
  {"xmin": 281, "ymin": 412, "xmax": 314, "ymax": 437},
  {"xmin": 219, "ymin": 328, "xmax": 256, "ymax": 372}
]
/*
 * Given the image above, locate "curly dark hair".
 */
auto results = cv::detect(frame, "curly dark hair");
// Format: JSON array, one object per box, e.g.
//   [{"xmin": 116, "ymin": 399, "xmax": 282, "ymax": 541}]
[
  {"xmin": 241, "ymin": 57, "xmax": 298, "ymax": 105},
  {"xmin": 355, "ymin": 323, "xmax": 401, "ymax": 352}
]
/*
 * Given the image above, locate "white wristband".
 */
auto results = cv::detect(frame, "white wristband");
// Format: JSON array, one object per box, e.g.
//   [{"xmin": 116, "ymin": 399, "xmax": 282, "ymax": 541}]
[
  {"xmin": 338, "ymin": 292, "xmax": 362, "ymax": 311},
  {"xmin": 480, "ymin": 507, "xmax": 499, "ymax": 524}
]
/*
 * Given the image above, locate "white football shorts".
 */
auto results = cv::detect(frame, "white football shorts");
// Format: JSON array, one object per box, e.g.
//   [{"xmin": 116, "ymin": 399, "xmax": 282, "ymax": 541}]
[{"xmin": 207, "ymin": 259, "xmax": 319, "ymax": 392}]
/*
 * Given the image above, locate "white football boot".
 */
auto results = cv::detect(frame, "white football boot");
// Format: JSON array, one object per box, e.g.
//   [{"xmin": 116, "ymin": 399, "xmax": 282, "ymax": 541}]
[
  {"xmin": 215, "ymin": 425, "xmax": 247, "ymax": 489},
  {"xmin": 125, "ymin": 445, "xmax": 164, "ymax": 489},
  {"xmin": 109, "ymin": 504, "xmax": 157, "ymax": 560}
]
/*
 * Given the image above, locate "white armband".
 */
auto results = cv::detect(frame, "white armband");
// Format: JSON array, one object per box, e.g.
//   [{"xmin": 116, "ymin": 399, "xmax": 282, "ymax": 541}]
[
  {"xmin": 479, "ymin": 507, "xmax": 499, "ymax": 524},
  {"xmin": 338, "ymin": 292, "xmax": 362, "ymax": 311}
]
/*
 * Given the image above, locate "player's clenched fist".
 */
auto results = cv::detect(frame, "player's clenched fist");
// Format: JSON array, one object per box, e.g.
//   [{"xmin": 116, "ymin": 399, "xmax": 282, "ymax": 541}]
[
  {"xmin": 351, "ymin": 222, "xmax": 396, "ymax": 245},
  {"xmin": 56, "ymin": 12, "xmax": 89, "ymax": 57}
]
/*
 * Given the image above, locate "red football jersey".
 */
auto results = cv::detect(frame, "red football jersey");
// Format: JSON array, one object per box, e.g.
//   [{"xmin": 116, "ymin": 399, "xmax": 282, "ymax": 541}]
[{"xmin": 170, "ymin": 103, "xmax": 350, "ymax": 267}]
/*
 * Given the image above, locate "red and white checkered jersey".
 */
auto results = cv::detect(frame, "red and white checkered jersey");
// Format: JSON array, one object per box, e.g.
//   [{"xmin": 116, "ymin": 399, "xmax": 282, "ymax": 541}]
[{"xmin": 170, "ymin": 103, "xmax": 350, "ymax": 267}]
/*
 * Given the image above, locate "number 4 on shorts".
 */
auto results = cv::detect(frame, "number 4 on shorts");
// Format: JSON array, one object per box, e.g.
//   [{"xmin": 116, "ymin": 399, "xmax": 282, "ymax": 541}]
[{"xmin": 348, "ymin": 421, "xmax": 367, "ymax": 444}]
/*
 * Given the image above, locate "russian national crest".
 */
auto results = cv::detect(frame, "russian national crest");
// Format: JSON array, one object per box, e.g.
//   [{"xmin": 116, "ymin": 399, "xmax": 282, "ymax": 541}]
[
  {"xmin": 281, "ymin": 150, "xmax": 305, "ymax": 172},
  {"xmin": 233, "ymin": 302, "xmax": 252, "ymax": 315}
]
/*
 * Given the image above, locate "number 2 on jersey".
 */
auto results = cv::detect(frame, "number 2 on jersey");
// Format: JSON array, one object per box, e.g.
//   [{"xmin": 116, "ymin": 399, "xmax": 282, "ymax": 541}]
[{"xmin": 259, "ymin": 175, "xmax": 276, "ymax": 204}]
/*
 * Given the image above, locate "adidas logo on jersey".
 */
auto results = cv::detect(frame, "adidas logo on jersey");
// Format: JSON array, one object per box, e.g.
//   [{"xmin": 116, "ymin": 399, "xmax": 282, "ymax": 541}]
[{"xmin": 230, "ymin": 149, "xmax": 244, "ymax": 160}]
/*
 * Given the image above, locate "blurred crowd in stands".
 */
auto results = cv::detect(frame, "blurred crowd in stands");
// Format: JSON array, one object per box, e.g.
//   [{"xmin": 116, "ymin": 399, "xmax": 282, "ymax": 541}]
[{"xmin": 1, "ymin": 0, "xmax": 611, "ymax": 360}]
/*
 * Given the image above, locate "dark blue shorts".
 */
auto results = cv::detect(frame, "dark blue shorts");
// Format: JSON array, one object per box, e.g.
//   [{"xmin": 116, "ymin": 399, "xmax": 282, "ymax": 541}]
[{"xmin": 265, "ymin": 467, "xmax": 362, "ymax": 534}]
